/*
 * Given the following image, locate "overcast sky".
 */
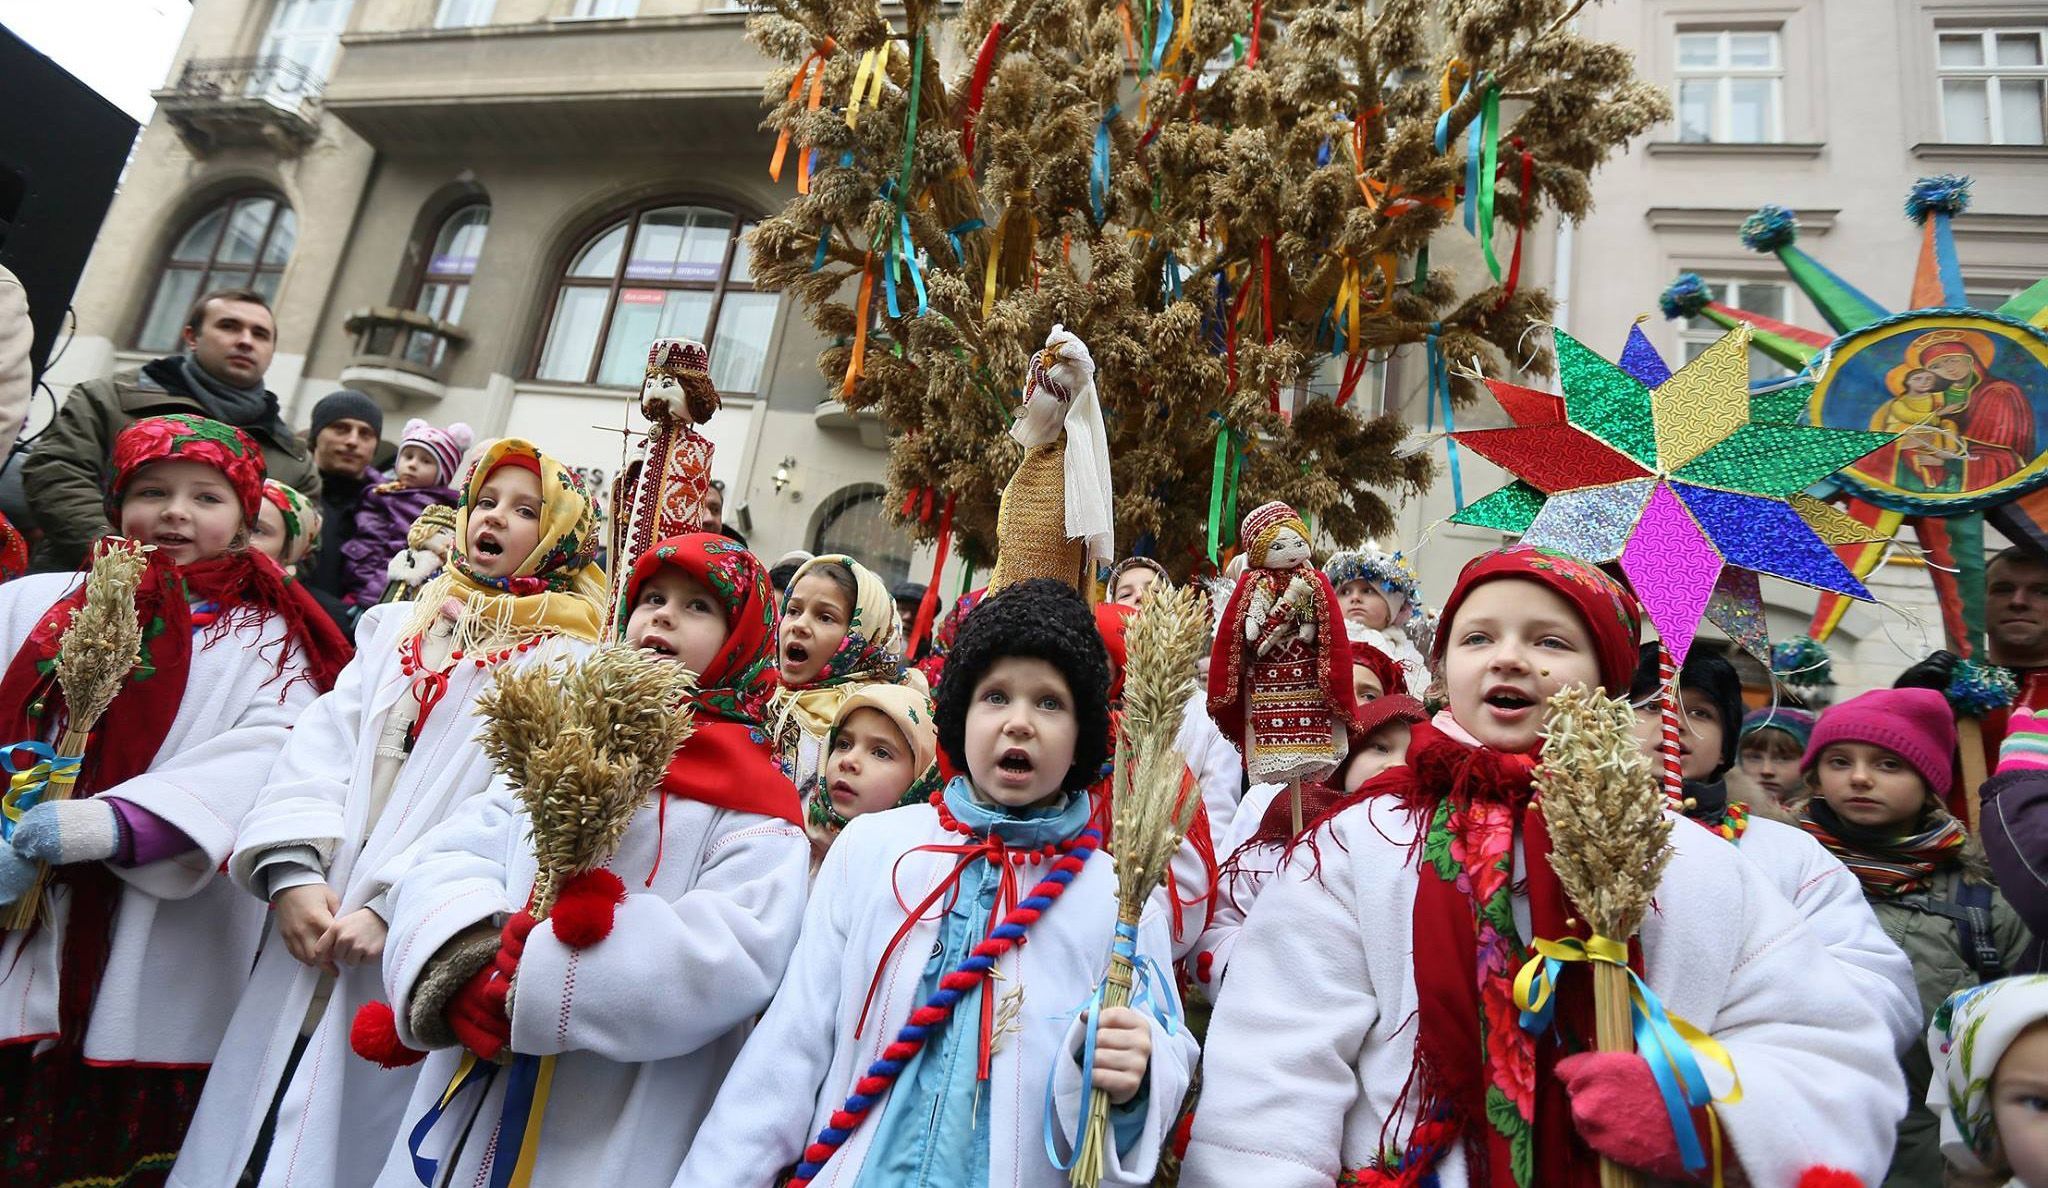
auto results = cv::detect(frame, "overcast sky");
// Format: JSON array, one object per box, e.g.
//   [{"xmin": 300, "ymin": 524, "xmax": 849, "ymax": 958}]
[{"xmin": 1, "ymin": 0, "xmax": 193, "ymax": 122}]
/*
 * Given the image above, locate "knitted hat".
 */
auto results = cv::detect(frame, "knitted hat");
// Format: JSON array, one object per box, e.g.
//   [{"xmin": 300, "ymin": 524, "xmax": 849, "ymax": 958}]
[
  {"xmin": 1241, "ymin": 501, "xmax": 1311, "ymax": 568},
  {"xmin": 1928, "ymin": 974, "xmax": 2048, "ymax": 1175},
  {"xmin": 1740, "ymin": 706, "xmax": 1817, "ymax": 752},
  {"xmin": 1349, "ymin": 692, "xmax": 1426, "ymax": 751},
  {"xmin": 1432, "ymin": 544, "xmax": 1643, "ymax": 694},
  {"xmin": 1631, "ymin": 643, "xmax": 1744, "ymax": 777},
  {"xmin": 309, "ymin": 389, "xmax": 383, "ymax": 440},
  {"xmin": 1351, "ymin": 639, "xmax": 1405, "ymax": 700},
  {"xmin": 400, "ymin": 418, "xmax": 474, "ymax": 485},
  {"xmin": 892, "ymin": 580, "xmax": 928, "ymax": 607},
  {"xmin": 1803, "ymin": 687, "xmax": 1957, "ymax": 800},
  {"xmin": 935, "ymin": 577, "xmax": 1111, "ymax": 793}
]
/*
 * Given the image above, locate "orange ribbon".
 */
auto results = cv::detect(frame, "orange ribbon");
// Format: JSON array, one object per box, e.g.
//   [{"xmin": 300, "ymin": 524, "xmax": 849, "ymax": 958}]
[{"xmin": 770, "ymin": 38, "xmax": 836, "ymax": 187}]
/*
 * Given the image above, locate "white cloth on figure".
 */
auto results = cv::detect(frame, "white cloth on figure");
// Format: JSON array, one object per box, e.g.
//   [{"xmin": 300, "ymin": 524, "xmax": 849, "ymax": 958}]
[{"xmin": 1182, "ymin": 780, "xmax": 1286, "ymax": 993}]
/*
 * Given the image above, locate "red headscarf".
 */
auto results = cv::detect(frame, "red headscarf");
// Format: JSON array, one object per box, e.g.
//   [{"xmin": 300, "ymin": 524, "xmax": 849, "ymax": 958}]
[
  {"xmin": 623, "ymin": 534, "xmax": 799, "ymax": 826},
  {"xmin": 1094, "ymin": 601, "xmax": 1136, "ymax": 702},
  {"xmin": 1350, "ymin": 638, "xmax": 1405, "ymax": 700},
  {"xmin": 1431, "ymin": 543, "xmax": 1643, "ymax": 695}
]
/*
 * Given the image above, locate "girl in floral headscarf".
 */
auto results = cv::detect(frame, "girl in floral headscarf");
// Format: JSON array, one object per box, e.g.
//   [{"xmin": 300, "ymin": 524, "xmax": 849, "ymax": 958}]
[
  {"xmin": 768, "ymin": 553, "xmax": 913, "ymax": 792},
  {"xmin": 0, "ymin": 414, "xmax": 347, "ymax": 1186},
  {"xmin": 359, "ymin": 532, "xmax": 809, "ymax": 1186},
  {"xmin": 804, "ymin": 681, "xmax": 943, "ymax": 867},
  {"xmin": 175, "ymin": 438, "xmax": 607, "ymax": 1188},
  {"xmin": 254, "ymin": 477, "xmax": 323, "ymax": 574},
  {"xmin": 1183, "ymin": 544, "xmax": 1906, "ymax": 1188}
]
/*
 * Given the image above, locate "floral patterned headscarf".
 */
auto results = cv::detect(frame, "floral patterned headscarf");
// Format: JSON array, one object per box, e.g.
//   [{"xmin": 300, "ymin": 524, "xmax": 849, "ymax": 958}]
[
  {"xmin": 1930, "ymin": 975, "xmax": 2048, "ymax": 1175},
  {"xmin": 261, "ymin": 479, "xmax": 322, "ymax": 564},
  {"xmin": 622, "ymin": 533, "xmax": 778, "ymax": 727},
  {"xmin": 401, "ymin": 438, "xmax": 607, "ymax": 648},
  {"xmin": 109, "ymin": 414, "xmax": 266, "ymax": 525}
]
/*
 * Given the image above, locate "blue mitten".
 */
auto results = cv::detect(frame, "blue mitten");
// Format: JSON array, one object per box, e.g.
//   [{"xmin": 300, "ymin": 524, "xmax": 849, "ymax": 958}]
[
  {"xmin": 11, "ymin": 799, "xmax": 122, "ymax": 865},
  {"xmin": 0, "ymin": 845, "xmax": 38, "ymax": 906}
]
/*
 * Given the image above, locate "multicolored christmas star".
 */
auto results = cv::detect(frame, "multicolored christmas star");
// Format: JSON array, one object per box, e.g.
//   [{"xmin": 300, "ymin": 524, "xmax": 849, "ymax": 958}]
[{"xmin": 1448, "ymin": 321, "xmax": 1898, "ymax": 663}]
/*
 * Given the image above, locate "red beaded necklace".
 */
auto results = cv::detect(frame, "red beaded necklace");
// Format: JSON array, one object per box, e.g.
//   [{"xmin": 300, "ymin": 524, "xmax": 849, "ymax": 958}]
[{"xmin": 396, "ymin": 632, "xmax": 542, "ymax": 751}]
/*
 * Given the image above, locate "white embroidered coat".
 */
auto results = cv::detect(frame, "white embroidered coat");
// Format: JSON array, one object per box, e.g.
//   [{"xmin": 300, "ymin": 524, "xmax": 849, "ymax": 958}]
[
  {"xmin": 0, "ymin": 572, "xmax": 316, "ymax": 1063},
  {"xmin": 172, "ymin": 605, "xmax": 592, "ymax": 1188},
  {"xmin": 672, "ymin": 802, "xmax": 1199, "ymax": 1188},
  {"xmin": 1180, "ymin": 795, "xmax": 1907, "ymax": 1188},
  {"xmin": 373, "ymin": 782, "xmax": 810, "ymax": 1187}
]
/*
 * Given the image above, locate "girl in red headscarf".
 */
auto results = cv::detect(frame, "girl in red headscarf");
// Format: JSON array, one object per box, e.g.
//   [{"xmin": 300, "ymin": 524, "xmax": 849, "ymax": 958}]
[
  {"xmin": 1181, "ymin": 544, "xmax": 1907, "ymax": 1188},
  {"xmin": 362, "ymin": 532, "xmax": 810, "ymax": 1187},
  {"xmin": 0, "ymin": 413, "xmax": 349, "ymax": 1186}
]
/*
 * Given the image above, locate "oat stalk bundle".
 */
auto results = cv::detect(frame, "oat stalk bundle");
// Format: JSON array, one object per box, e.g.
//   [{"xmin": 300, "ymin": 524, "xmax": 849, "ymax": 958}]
[
  {"xmin": 3, "ymin": 539, "xmax": 153, "ymax": 930},
  {"xmin": 474, "ymin": 644, "xmax": 697, "ymax": 919},
  {"xmin": 1534, "ymin": 684, "xmax": 1672, "ymax": 1188},
  {"xmin": 1070, "ymin": 584, "xmax": 1208, "ymax": 1188}
]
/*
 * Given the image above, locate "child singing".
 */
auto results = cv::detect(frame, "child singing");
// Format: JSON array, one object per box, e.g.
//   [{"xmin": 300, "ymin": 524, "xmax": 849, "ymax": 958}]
[
  {"xmin": 1183, "ymin": 545, "xmax": 1906, "ymax": 1188},
  {"xmin": 366, "ymin": 532, "xmax": 810, "ymax": 1185},
  {"xmin": 0, "ymin": 414, "xmax": 348, "ymax": 1186},
  {"xmin": 769, "ymin": 554, "xmax": 911, "ymax": 793},
  {"xmin": 172, "ymin": 439, "xmax": 607, "ymax": 1188},
  {"xmin": 676, "ymin": 578, "xmax": 1197, "ymax": 1187}
]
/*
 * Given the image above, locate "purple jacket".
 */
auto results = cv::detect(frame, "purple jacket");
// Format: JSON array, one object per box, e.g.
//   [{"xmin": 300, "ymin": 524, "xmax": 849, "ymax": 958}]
[
  {"xmin": 1981, "ymin": 769, "xmax": 2048, "ymax": 972},
  {"xmin": 338, "ymin": 480, "xmax": 460, "ymax": 605}
]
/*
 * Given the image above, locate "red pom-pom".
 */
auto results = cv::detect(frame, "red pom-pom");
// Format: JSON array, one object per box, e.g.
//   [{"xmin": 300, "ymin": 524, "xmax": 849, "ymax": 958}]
[
  {"xmin": 349, "ymin": 1001, "xmax": 426, "ymax": 1068},
  {"xmin": 1797, "ymin": 1171, "xmax": 1864, "ymax": 1188},
  {"xmin": 550, "ymin": 868, "xmax": 627, "ymax": 948}
]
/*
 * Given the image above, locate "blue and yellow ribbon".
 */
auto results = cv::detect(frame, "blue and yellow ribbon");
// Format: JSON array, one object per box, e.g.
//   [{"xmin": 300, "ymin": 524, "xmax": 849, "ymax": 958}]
[
  {"xmin": 1042, "ymin": 920, "xmax": 1180, "ymax": 1169},
  {"xmin": 1514, "ymin": 935, "xmax": 1741, "ymax": 1184},
  {"xmin": 2, "ymin": 742, "xmax": 80, "ymax": 841},
  {"xmin": 407, "ymin": 1052, "xmax": 558, "ymax": 1188}
]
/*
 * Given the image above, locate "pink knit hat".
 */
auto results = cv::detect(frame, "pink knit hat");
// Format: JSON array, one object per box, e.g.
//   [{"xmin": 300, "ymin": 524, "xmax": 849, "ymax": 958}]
[
  {"xmin": 400, "ymin": 418, "xmax": 474, "ymax": 485},
  {"xmin": 1802, "ymin": 687, "xmax": 1956, "ymax": 800}
]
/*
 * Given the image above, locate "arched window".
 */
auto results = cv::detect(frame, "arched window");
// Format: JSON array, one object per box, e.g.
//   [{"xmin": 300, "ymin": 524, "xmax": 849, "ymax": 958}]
[
  {"xmin": 136, "ymin": 193, "xmax": 296, "ymax": 351},
  {"xmin": 534, "ymin": 202, "xmax": 778, "ymax": 393},
  {"xmin": 406, "ymin": 202, "xmax": 490, "ymax": 365},
  {"xmin": 812, "ymin": 485, "xmax": 914, "ymax": 587}
]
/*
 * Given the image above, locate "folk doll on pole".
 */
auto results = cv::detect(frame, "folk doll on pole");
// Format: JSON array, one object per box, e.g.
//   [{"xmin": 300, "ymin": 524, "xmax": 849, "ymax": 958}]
[
  {"xmin": 1207, "ymin": 501, "xmax": 1356, "ymax": 832},
  {"xmin": 987, "ymin": 324, "xmax": 1114, "ymax": 594}
]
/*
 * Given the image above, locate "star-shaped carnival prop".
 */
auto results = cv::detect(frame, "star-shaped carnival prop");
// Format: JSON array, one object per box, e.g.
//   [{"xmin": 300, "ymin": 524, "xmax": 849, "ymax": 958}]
[{"xmin": 1449, "ymin": 321, "xmax": 1898, "ymax": 664}]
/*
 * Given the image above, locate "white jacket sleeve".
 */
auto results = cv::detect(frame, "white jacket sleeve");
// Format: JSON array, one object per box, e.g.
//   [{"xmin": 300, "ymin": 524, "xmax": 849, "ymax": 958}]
[
  {"xmin": 1178, "ymin": 697, "xmax": 1243, "ymax": 856},
  {"xmin": 509, "ymin": 814, "xmax": 809, "ymax": 1063},
  {"xmin": 1781, "ymin": 832, "xmax": 1921, "ymax": 1054},
  {"xmin": 382, "ymin": 787, "xmax": 522, "ymax": 1050},
  {"xmin": 105, "ymin": 641, "xmax": 317, "ymax": 900},
  {"xmin": 671, "ymin": 824, "xmax": 860, "ymax": 1188},
  {"xmin": 1700, "ymin": 852, "xmax": 1907, "ymax": 1186},
  {"xmin": 1048, "ymin": 907, "xmax": 1199, "ymax": 1186},
  {"xmin": 1180, "ymin": 846, "xmax": 1377, "ymax": 1188},
  {"xmin": 227, "ymin": 633, "xmax": 381, "ymax": 893}
]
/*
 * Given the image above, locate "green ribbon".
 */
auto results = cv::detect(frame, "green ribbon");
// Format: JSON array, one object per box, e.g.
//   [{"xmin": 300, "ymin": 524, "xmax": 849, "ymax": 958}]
[
  {"xmin": 1474, "ymin": 83, "xmax": 1502, "ymax": 279},
  {"xmin": 1208, "ymin": 422, "xmax": 1230, "ymax": 564}
]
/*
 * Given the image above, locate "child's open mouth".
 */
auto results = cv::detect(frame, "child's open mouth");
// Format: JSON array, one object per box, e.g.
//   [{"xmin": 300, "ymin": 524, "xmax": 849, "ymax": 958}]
[
  {"xmin": 474, "ymin": 533, "xmax": 504, "ymax": 559},
  {"xmin": 637, "ymin": 634, "xmax": 677, "ymax": 658},
  {"xmin": 153, "ymin": 532, "xmax": 191, "ymax": 547},
  {"xmin": 996, "ymin": 747, "xmax": 1035, "ymax": 777},
  {"xmin": 784, "ymin": 642, "xmax": 810, "ymax": 666},
  {"xmin": 1483, "ymin": 685, "xmax": 1536, "ymax": 714}
]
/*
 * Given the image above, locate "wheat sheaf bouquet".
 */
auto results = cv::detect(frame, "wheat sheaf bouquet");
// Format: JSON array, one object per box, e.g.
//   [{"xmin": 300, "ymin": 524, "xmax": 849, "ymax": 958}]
[
  {"xmin": 474, "ymin": 643, "xmax": 698, "ymax": 920},
  {"xmin": 3, "ymin": 539, "xmax": 152, "ymax": 930},
  {"xmin": 1067, "ymin": 584, "xmax": 1209, "ymax": 1188}
]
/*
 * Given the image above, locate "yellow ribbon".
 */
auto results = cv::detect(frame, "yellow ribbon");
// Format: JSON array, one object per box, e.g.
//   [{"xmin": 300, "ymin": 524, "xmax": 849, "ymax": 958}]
[
  {"xmin": 1, "ymin": 747, "xmax": 80, "ymax": 841},
  {"xmin": 845, "ymin": 47, "xmax": 885, "ymax": 129}
]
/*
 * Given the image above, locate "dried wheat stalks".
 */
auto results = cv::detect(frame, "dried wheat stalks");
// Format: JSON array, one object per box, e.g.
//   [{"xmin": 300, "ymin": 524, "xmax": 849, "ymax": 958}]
[
  {"xmin": 475, "ymin": 643, "xmax": 697, "ymax": 918},
  {"xmin": 1070, "ymin": 584, "xmax": 1208, "ymax": 1188},
  {"xmin": 1535, "ymin": 684, "xmax": 1672, "ymax": 1188},
  {"xmin": 5, "ymin": 539, "xmax": 153, "ymax": 930}
]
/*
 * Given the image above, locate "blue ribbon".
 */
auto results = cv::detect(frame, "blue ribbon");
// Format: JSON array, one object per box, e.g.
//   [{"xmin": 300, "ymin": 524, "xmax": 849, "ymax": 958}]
[
  {"xmin": 1, "ymin": 742, "xmax": 80, "ymax": 842},
  {"xmin": 1433, "ymin": 80, "xmax": 1462, "ymax": 154},
  {"xmin": 1425, "ymin": 327, "xmax": 1463, "ymax": 509},
  {"xmin": 946, "ymin": 217, "xmax": 985, "ymax": 264},
  {"xmin": 409, "ymin": 1054, "xmax": 495, "ymax": 1185},
  {"xmin": 1091, "ymin": 105, "xmax": 1121, "ymax": 226},
  {"xmin": 486, "ymin": 1054, "xmax": 547, "ymax": 1188},
  {"xmin": 1934, "ymin": 212, "xmax": 1967, "ymax": 307},
  {"xmin": 811, "ymin": 226, "xmax": 832, "ymax": 272},
  {"xmin": 1039, "ymin": 921, "xmax": 1180, "ymax": 1169},
  {"xmin": 1162, "ymin": 251, "xmax": 1182, "ymax": 302},
  {"xmin": 882, "ymin": 209, "xmax": 928, "ymax": 319},
  {"xmin": 1149, "ymin": 0, "xmax": 1173, "ymax": 73},
  {"xmin": 1462, "ymin": 83, "xmax": 1482, "ymax": 237}
]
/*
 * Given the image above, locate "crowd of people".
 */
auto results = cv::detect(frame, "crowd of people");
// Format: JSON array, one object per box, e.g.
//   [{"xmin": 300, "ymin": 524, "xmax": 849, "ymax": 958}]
[{"xmin": 3, "ymin": 287, "xmax": 2048, "ymax": 1188}]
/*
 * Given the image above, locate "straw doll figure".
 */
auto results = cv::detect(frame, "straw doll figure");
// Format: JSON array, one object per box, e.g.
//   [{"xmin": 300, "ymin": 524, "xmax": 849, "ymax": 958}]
[{"xmin": 987, "ymin": 324, "xmax": 1114, "ymax": 594}]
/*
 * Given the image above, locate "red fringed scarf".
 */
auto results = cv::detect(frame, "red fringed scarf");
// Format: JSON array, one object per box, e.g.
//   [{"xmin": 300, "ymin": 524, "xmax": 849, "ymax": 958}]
[
  {"xmin": 1333, "ymin": 722, "xmax": 1622, "ymax": 1187},
  {"xmin": 0, "ymin": 541, "xmax": 347, "ymax": 1052}
]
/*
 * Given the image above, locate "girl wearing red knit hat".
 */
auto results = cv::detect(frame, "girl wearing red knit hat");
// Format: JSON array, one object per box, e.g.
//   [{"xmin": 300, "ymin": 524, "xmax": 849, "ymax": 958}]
[
  {"xmin": 1797, "ymin": 686, "xmax": 2029, "ymax": 1186},
  {"xmin": 1183, "ymin": 544, "xmax": 1905, "ymax": 1188}
]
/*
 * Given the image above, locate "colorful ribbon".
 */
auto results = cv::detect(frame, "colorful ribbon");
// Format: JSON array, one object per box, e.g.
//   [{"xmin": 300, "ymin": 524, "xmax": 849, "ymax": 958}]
[
  {"xmin": 844, "ymin": 47, "xmax": 885, "ymax": 129},
  {"xmin": 960, "ymin": 23, "xmax": 1005, "ymax": 165},
  {"xmin": 1041, "ymin": 920, "xmax": 1181, "ymax": 1169},
  {"xmin": 1425, "ymin": 327, "xmax": 1462, "ymax": 509},
  {"xmin": 771, "ymin": 38, "xmax": 835, "ymax": 187},
  {"xmin": 1208, "ymin": 418, "xmax": 1231, "ymax": 563},
  {"xmin": 1092, "ymin": 105, "xmax": 1121, "ymax": 226},
  {"xmin": 406, "ymin": 1051, "xmax": 558, "ymax": 1188},
  {"xmin": 1514, "ymin": 936, "xmax": 1742, "ymax": 1182},
  {"xmin": 1462, "ymin": 81, "xmax": 1503, "ymax": 281},
  {"xmin": 1, "ymin": 742, "xmax": 79, "ymax": 841}
]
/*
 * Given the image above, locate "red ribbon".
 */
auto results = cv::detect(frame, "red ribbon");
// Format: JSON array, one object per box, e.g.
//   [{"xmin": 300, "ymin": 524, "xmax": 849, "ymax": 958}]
[
  {"xmin": 961, "ymin": 23, "xmax": 1005, "ymax": 166},
  {"xmin": 1247, "ymin": 0, "xmax": 1263, "ymax": 66},
  {"xmin": 1260, "ymin": 235, "xmax": 1279, "ymax": 413},
  {"xmin": 1500, "ymin": 140, "xmax": 1534, "ymax": 306},
  {"xmin": 908, "ymin": 493, "xmax": 956, "ymax": 658}
]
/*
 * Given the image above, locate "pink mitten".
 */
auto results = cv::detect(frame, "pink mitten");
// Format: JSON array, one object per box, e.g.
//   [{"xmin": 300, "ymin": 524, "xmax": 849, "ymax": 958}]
[
  {"xmin": 1998, "ymin": 708, "xmax": 2048, "ymax": 773},
  {"xmin": 1555, "ymin": 1050, "xmax": 1702, "ymax": 1181}
]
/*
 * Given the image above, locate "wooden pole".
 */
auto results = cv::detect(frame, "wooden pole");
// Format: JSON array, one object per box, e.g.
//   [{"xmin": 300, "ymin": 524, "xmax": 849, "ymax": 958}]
[
  {"xmin": 1289, "ymin": 776, "xmax": 1302, "ymax": 834},
  {"xmin": 1959, "ymin": 716, "xmax": 1988, "ymax": 834}
]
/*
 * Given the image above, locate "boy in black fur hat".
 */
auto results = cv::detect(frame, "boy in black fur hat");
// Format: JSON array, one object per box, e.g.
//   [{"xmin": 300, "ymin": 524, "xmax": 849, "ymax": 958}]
[{"xmin": 678, "ymin": 579, "xmax": 1197, "ymax": 1188}]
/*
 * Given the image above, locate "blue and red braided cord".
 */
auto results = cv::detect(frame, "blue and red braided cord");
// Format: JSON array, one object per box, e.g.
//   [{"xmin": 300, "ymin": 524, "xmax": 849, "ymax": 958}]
[{"xmin": 787, "ymin": 827, "xmax": 1103, "ymax": 1186}]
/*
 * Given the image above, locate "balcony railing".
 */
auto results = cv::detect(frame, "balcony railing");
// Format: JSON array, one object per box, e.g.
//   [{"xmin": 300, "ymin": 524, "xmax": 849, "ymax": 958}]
[
  {"xmin": 338, "ymin": 308, "xmax": 469, "ymax": 404},
  {"xmin": 154, "ymin": 56, "xmax": 325, "ymax": 155}
]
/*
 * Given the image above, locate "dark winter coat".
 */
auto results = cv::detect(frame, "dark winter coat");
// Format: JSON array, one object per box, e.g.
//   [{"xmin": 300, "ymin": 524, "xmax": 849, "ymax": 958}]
[{"xmin": 338, "ymin": 481, "xmax": 459, "ymax": 605}]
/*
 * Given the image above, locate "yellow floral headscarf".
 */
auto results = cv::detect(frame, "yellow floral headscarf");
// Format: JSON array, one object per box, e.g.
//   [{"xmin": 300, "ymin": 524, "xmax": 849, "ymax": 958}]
[
  {"xmin": 402, "ymin": 438, "xmax": 607, "ymax": 649},
  {"xmin": 768, "ymin": 554, "xmax": 907, "ymax": 754}
]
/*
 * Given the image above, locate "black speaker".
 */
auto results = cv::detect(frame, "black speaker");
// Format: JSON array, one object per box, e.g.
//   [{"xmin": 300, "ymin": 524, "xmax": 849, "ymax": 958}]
[{"xmin": 0, "ymin": 25, "xmax": 139, "ymax": 383}]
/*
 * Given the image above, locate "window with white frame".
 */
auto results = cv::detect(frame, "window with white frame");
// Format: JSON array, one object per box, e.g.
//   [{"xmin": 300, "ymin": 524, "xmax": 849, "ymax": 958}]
[
  {"xmin": 568, "ymin": 0, "xmax": 637, "ymax": 17},
  {"xmin": 1677, "ymin": 278, "xmax": 1792, "ymax": 378},
  {"xmin": 435, "ymin": 0, "xmax": 494, "ymax": 27},
  {"xmin": 1967, "ymin": 284, "xmax": 2021, "ymax": 311},
  {"xmin": 1675, "ymin": 29, "xmax": 1784, "ymax": 143},
  {"xmin": 1938, "ymin": 28, "xmax": 2047, "ymax": 145}
]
